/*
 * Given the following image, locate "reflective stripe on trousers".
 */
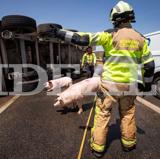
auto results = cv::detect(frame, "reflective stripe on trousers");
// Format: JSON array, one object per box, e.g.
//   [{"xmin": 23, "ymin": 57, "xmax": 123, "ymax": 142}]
[
  {"xmin": 121, "ymin": 137, "xmax": 137, "ymax": 148},
  {"xmin": 90, "ymin": 82, "xmax": 136, "ymax": 152}
]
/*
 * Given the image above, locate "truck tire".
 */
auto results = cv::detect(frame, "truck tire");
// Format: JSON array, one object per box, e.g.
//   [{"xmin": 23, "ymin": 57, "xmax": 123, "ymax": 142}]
[
  {"xmin": 22, "ymin": 80, "xmax": 39, "ymax": 92},
  {"xmin": 21, "ymin": 71, "xmax": 39, "ymax": 92},
  {"xmin": 153, "ymin": 76, "xmax": 160, "ymax": 99},
  {"xmin": 65, "ymin": 29, "xmax": 78, "ymax": 32},
  {"xmin": 0, "ymin": 20, "xmax": 1, "ymax": 30},
  {"xmin": 1, "ymin": 15, "xmax": 37, "ymax": 33},
  {"xmin": 37, "ymin": 23, "xmax": 62, "ymax": 36}
]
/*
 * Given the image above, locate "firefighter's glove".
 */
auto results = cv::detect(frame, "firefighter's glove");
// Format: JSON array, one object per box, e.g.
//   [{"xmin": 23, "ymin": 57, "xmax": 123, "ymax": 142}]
[
  {"xmin": 97, "ymin": 90, "xmax": 105, "ymax": 101},
  {"xmin": 143, "ymin": 83, "xmax": 152, "ymax": 92},
  {"xmin": 138, "ymin": 83, "xmax": 152, "ymax": 92}
]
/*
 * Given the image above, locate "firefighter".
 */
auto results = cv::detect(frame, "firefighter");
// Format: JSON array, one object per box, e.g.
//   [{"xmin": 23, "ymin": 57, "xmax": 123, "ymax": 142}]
[
  {"xmin": 81, "ymin": 46, "xmax": 96, "ymax": 77},
  {"xmin": 52, "ymin": 1, "xmax": 155, "ymax": 157}
]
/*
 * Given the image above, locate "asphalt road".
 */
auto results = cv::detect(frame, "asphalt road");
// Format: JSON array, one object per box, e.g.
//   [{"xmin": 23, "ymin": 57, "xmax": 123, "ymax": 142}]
[{"xmin": 0, "ymin": 92, "xmax": 160, "ymax": 159}]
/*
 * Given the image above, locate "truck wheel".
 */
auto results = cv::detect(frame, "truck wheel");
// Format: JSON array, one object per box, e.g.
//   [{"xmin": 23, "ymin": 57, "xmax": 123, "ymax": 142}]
[
  {"xmin": 21, "ymin": 71, "xmax": 39, "ymax": 92},
  {"xmin": 22, "ymin": 80, "xmax": 39, "ymax": 92},
  {"xmin": 153, "ymin": 76, "xmax": 160, "ymax": 99},
  {"xmin": 1, "ymin": 15, "xmax": 37, "ymax": 33},
  {"xmin": 65, "ymin": 29, "xmax": 78, "ymax": 32},
  {"xmin": 37, "ymin": 23, "xmax": 62, "ymax": 36}
]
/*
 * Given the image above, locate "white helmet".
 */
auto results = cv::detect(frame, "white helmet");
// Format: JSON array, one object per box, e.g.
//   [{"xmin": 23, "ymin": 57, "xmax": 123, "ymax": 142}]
[{"xmin": 110, "ymin": 1, "xmax": 135, "ymax": 25}]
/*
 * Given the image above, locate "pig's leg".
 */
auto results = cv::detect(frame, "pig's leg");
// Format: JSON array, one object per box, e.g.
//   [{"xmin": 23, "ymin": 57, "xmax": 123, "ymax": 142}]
[
  {"xmin": 72, "ymin": 101, "xmax": 78, "ymax": 110},
  {"xmin": 77, "ymin": 106, "xmax": 83, "ymax": 114},
  {"xmin": 47, "ymin": 81, "xmax": 54, "ymax": 92},
  {"xmin": 77, "ymin": 100, "xmax": 83, "ymax": 114}
]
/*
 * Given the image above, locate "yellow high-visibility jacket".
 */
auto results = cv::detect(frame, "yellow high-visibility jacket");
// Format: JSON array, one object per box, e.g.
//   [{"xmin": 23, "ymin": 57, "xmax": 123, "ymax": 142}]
[
  {"xmin": 79, "ymin": 28, "xmax": 154, "ymax": 83},
  {"xmin": 81, "ymin": 52, "xmax": 96, "ymax": 67}
]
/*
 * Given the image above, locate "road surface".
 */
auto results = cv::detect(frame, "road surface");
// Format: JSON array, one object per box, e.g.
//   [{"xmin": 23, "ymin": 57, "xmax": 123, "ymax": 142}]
[{"xmin": 0, "ymin": 92, "xmax": 160, "ymax": 159}]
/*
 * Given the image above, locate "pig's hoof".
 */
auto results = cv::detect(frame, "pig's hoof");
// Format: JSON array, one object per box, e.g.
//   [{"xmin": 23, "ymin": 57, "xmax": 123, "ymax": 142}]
[{"xmin": 77, "ymin": 109, "xmax": 83, "ymax": 114}]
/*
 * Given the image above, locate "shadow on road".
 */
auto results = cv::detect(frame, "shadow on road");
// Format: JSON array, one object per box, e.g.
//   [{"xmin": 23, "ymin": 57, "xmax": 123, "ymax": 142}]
[
  {"xmin": 79, "ymin": 126, "xmax": 92, "ymax": 131},
  {"xmin": 56, "ymin": 106, "xmax": 79, "ymax": 114},
  {"xmin": 105, "ymin": 119, "xmax": 145, "ymax": 153},
  {"xmin": 105, "ymin": 119, "xmax": 121, "ymax": 152},
  {"xmin": 82, "ymin": 102, "xmax": 93, "ymax": 112},
  {"xmin": 137, "ymin": 126, "xmax": 146, "ymax": 135},
  {"xmin": 56, "ymin": 102, "xmax": 93, "ymax": 115}
]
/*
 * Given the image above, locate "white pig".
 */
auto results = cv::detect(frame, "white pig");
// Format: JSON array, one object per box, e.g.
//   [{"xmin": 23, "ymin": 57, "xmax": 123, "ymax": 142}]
[
  {"xmin": 44, "ymin": 77, "xmax": 73, "ymax": 92},
  {"xmin": 54, "ymin": 77, "xmax": 100, "ymax": 114}
]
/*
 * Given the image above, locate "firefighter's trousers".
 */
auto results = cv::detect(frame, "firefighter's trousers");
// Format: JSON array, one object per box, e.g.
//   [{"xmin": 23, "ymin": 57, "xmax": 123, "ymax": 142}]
[{"xmin": 90, "ymin": 81, "xmax": 137, "ymax": 152}]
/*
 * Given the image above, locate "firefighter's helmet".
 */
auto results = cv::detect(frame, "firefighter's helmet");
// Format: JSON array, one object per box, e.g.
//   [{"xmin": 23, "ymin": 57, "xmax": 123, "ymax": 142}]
[{"xmin": 110, "ymin": 1, "xmax": 135, "ymax": 25}]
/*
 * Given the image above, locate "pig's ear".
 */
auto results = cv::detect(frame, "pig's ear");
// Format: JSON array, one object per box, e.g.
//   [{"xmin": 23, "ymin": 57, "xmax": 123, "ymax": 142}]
[
  {"xmin": 44, "ymin": 82, "xmax": 48, "ymax": 87},
  {"xmin": 59, "ymin": 99, "xmax": 64, "ymax": 105},
  {"xmin": 57, "ymin": 97, "xmax": 64, "ymax": 105},
  {"xmin": 53, "ymin": 97, "xmax": 63, "ymax": 107},
  {"xmin": 57, "ymin": 96, "xmax": 62, "ymax": 101},
  {"xmin": 49, "ymin": 81, "xmax": 53, "ymax": 87},
  {"xmin": 54, "ymin": 101, "xmax": 60, "ymax": 107}
]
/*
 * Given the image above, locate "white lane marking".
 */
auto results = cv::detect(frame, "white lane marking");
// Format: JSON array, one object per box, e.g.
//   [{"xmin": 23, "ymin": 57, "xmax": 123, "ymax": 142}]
[
  {"xmin": 0, "ymin": 95, "xmax": 20, "ymax": 114},
  {"xmin": 136, "ymin": 96, "xmax": 160, "ymax": 114}
]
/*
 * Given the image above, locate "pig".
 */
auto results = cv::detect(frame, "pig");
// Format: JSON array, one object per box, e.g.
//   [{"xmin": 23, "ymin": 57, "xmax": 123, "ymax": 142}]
[
  {"xmin": 54, "ymin": 77, "xmax": 100, "ymax": 114},
  {"xmin": 44, "ymin": 77, "xmax": 73, "ymax": 92}
]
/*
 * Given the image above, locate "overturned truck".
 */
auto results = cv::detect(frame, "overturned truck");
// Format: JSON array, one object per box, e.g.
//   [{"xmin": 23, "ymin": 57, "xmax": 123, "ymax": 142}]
[{"xmin": 0, "ymin": 15, "xmax": 84, "ymax": 93}]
